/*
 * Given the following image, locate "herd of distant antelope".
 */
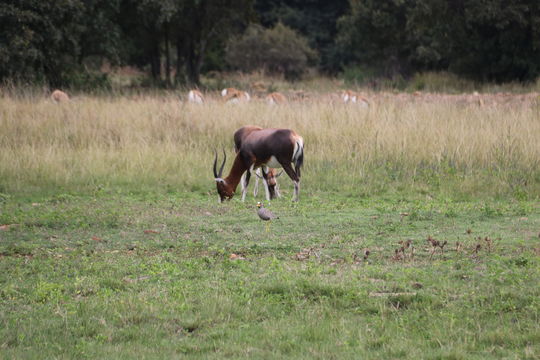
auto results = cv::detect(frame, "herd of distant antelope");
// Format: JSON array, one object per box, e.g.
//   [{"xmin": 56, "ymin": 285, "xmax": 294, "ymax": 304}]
[
  {"xmin": 187, "ymin": 87, "xmax": 370, "ymax": 107},
  {"xmin": 50, "ymin": 87, "xmax": 371, "ymax": 107}
]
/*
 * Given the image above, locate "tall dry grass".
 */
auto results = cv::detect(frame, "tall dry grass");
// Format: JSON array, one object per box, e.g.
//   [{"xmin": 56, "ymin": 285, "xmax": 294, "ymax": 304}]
[{"xmin": 1, "ymin": 93, "xmax": 539, "ymax": 198}]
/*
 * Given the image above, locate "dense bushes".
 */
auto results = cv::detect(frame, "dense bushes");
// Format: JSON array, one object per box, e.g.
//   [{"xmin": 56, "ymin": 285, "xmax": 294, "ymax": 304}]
[
  {"xmin": 336, "ymin": 0, "xmax": 540, "ymax": 83},
  {"xmin": 225, "ymin": 23, "xmax": 317, "ymax": 80},
  {"xmin": 1, "ymin": 0, "xmax": 539, "ymax": 86}
]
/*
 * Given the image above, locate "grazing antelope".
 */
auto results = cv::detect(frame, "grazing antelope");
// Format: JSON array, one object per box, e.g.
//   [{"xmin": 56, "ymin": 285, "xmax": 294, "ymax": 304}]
[
  {"xmin": 213, "ymin": 128, "xmax": 304, "ymax": 202},
  {"xmin": 266, "ymin": 92, "xmax": 287, "ymax": 105},
  {"xmin": 221, "ymin": 87, "xmax": 250, "ymax": 104},
  {"xmin": 51, "ymin": 89, "xmax": 69, "ymax": 103},
  {"xmin": 187, "ymin": 89, "xmax": 204, "ymax": 104},
  {"xmin": 341, "ymin": 90, "xmax": 369, "ymax": 107},
  {"xmin": 233, "ymin": 126, "xmax": 283, "ymax": 201}
]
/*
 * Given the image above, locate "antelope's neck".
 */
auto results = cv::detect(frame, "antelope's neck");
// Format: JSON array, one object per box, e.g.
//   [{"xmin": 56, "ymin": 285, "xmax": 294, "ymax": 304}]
[{"xmin": 224, "ymin": 155, "xmax": 247, "ymax": 191}]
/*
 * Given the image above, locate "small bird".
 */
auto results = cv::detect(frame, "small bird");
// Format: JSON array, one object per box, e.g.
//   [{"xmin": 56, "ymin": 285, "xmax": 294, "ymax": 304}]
[{"xmin": 257, "ymin": 201, "xmax": 278, "ymax": 232}]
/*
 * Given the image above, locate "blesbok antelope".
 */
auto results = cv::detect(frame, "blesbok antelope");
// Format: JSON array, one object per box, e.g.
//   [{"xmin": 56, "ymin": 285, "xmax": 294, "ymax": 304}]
[
  {"xmin": 341, "ymin": 90, "xmax": 369, "ymax": 107},
  {"xmin": 233, "ymin": 126, "xmax": 283, "ymax": 201},
  {"xmin": 51, "ymin": 89, "xmax": 69, "ymax": 103},
  {"xmin": 187, "ymin": 89, "xmax": 204, "ymax": 104},
  {"xmin": 266, "ymin": 92, "xmax": 287, "ymax": 105},
  {"xmin": 221, "ymin": 87, "xmax": 250, "ymax": 104},
  {"xmin": 213, "ymin": 128, "xmax": 304, "ymax": 202}
]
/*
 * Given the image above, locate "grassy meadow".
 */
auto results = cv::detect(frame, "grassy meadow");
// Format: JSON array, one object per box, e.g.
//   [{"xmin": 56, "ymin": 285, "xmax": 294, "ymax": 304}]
[{"xmin": 1, "ymin": 91, "xmax": 539, "ymax": 358}]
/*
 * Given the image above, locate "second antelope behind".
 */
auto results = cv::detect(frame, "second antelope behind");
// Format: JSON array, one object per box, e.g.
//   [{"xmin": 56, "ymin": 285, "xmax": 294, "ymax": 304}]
[{"xmin": 213, "ymin": 127, "xmax": 304, "ymax": 202}]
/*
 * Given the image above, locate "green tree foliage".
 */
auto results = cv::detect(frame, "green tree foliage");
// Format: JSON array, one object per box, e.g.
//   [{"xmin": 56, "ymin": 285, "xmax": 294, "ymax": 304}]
[
  {"xmin": 336, "ymin": 0, "xmax": 412, "ymax": 78},
  {"xmin": 79, "ymin": 0, "xmax": 123, "ymax": 65},
  {"xmin": 1, "ymin": 0, "xmax": 253, "ymax": 86},
  {"xmin": 337, "ymin": 0, "xmax": 540, "ymax": 82},
  {"xmin": 0, "ymin": 0, "xmax": 122, "ymax": 87},
  {"xmin": 225, "ymin": 23, "xmax": 317, "ymax": 80},
  {"xmin": 1, "ymin": 0, "xmax": 539, "ymax": 86},
  {"xmin": 255, "ymin": 0, "xmax": 349, "ymax": 72},
  {"xmin": 117, "ymin": 0, "xmax": 254, "ymax": 86},
  {"xmin": 118, "ymin": 0, "xmax": 174, "ymax": 83},
  {"xmin": 445, "ymin": 0, "xmax": 540, "ymax": 82},
  {"xmin": 0, "ymin": 0, "xmax": 85, "ymax": 85},
  {"xmin": 172, "ymin": 0, "xmax": 254, "ymax": 85}
]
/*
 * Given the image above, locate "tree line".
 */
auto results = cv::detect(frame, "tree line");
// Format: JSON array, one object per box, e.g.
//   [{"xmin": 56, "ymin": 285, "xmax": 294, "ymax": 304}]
[{"xmin": 1, "ymin": 0, "xmax": 539, "ymax": 88}]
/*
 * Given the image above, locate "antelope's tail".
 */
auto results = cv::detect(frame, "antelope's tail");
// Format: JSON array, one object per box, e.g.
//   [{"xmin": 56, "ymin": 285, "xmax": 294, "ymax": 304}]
[{"xmin": 294, "ymin": 138, "xmax": 304, "ymax": 177}]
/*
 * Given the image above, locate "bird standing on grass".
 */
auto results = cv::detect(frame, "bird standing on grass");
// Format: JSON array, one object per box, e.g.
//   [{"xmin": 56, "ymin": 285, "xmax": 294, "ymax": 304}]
[{"xmin": 257, "ymin": 202, "xmax": 279, "ymax": 232}]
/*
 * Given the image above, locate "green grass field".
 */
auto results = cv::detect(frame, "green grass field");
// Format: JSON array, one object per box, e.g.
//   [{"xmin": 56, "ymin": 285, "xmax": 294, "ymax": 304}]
[{"xmin": 1, "ymin": 93, "xmax": 539, "ymax": 358}]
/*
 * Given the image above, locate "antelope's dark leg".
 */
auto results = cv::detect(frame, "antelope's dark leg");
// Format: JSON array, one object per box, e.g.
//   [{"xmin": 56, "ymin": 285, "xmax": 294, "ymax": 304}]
[
  {"xmin": 280, "ymin": 162, "xmax": 300, "ymax": 202},
  {"xmin": 241, "ymin": 170, "xmax": 252, "ymax": 201},
  {"xmin": 240, "ymin": 152, "xmax": 255, "ymax": 202}
]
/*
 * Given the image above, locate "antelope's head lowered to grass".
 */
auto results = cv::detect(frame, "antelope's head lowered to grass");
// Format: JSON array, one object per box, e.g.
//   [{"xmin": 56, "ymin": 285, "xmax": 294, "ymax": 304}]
[
  {"xmin": 255, "ymin": 167, "xmax": 283, "ymax": 199},
  {"xmin": 213, "ymin": 150, "xmax": 234, "ymax": 202}
]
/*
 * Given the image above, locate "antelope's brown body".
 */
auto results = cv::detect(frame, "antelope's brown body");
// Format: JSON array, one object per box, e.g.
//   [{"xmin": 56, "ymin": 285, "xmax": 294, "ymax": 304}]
[
  {"xmin": 51, "ymin": 89, "xmax": 69, "ymax": 103},
  {"xmin": 266, "ymin": 92, "xmax": 287, "ymax": 105},
  {"xmin": 213, "ymin": 126, "xmax": 304, "ymax": 202}
]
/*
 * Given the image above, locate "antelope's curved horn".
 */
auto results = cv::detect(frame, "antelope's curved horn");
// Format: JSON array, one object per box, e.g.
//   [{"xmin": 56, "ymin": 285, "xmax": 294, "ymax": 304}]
[
  {"xmin": 213, "ymin": 151, "xmax": 218, "ymax": 178},
  {"xmin": 275, "ymin": 170, "xmax": 284, "ymax": 178},
  {"xmin": 218, "ymin": 149, "xmax": 226, "ymax": 177}
]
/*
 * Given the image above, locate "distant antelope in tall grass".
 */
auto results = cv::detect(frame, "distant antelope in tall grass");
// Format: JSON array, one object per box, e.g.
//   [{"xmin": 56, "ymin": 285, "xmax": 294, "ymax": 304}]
[
  {"xmin": 187, "ymin": 89, "xmax": 204, "ymax": 104},
  {"xmin": 221, "ymin": 87, "xmax": 250, "ymax": 104},
  {"xmin": 266, "ymin": 92, "xmax": 287, "ymax": 105},
  {"xmin": 51, "ymin": 89, "xmax": 69, "ymax": 103},
  {"xmin": 214, "ymin": 127, "xmax": 304, "ymax": 202},
  {"xmin": 341, "ymin": 90, "xmax": 369, "ymax": 107},
  {"xmin": 233, "ymin": 126, "xmax": 283, "ymax": 201}
]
